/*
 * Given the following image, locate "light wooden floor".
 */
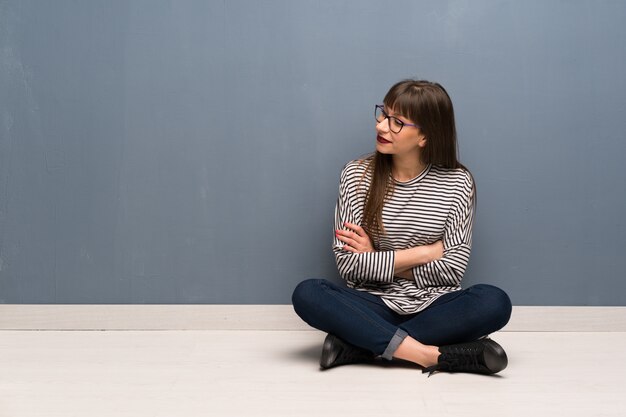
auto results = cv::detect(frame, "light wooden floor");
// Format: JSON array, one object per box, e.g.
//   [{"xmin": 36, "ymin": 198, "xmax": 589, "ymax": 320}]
[{"xmin": 1, "ymin": 330, "xmax": 625, "ymax": 417}]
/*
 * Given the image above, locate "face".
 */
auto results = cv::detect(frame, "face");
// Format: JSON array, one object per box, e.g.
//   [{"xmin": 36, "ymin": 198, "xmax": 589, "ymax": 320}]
[{"xmin": 375, "ymin": 106, "xmax": 426, "ymax": 157}]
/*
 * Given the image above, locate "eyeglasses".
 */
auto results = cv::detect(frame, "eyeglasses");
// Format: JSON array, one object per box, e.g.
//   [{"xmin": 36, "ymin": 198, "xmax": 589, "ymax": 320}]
[{"xmin": 375, "ymin": 105, "xmax": 420, "ymax": 134}]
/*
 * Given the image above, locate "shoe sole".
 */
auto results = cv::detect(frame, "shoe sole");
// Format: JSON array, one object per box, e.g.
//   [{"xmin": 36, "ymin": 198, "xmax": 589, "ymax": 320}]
[
  {"xmin": 319, "ymin": 334, "xmax": 339, "ymax": 370},
  {"xmin": 482, "ymin": 339, "xmax": 508, "ymax": 374}
]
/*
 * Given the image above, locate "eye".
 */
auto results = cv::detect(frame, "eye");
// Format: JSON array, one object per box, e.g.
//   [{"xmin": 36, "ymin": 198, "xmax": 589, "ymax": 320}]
[{"xmin": 391, "ymin": 117, "xmax": 404, "ymax": 128}]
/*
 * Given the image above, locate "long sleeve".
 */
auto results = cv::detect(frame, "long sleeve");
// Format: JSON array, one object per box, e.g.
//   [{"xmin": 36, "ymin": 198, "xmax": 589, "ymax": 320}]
[
  {"xmin": 332, "ymin": 166, "xmax": 395, "ymax": 285},
  {"xmin": 411, "ymin": 172, "xmax": 475, "ymax": 288}
]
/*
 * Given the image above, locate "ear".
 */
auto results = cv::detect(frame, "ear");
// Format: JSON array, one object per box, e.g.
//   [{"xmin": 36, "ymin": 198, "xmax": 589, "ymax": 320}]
[{"xmin": 417, "ymin": 134, "xmax": 427, "ymax": 149}]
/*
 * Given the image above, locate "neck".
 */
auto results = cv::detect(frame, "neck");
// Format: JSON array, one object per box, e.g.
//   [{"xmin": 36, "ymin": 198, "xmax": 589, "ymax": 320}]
[{"xmin": 392, "ymin": 152, "xmax": 426, "ymax": 182}]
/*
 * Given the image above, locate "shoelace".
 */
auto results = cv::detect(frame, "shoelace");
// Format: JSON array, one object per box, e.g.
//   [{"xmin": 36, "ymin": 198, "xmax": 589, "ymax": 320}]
[
  {"xmin": 336, "ymin": 344, "xmax": 375, "ymax": 365},
  {"xmin": 423, "ymin": 345, "xmax": 484, "ymax": 377}
]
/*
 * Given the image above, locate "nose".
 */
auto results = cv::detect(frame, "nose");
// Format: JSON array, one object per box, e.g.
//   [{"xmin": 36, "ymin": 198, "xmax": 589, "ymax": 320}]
[{"xmin": 376, "ymin": 117, "xmax": 390, "ymax": 134}]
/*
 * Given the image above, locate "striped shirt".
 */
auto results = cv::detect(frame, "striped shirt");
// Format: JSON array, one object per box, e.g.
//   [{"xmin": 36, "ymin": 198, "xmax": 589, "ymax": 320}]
[{"xmin": 333, "ymin": 159, "xmax": 475, "ymax": 315}]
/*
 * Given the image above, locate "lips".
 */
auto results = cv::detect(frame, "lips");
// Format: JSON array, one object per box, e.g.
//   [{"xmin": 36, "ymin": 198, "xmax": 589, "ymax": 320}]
[{"xmin": 377, "ymin": 135, "xmax": 391, "ymax": 144}]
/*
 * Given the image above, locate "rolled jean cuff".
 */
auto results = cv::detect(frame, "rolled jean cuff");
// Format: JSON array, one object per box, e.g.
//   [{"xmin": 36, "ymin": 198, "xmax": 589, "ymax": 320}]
[{"xmin": 381, "ymin": 328, "xmax": 408, "ymax": 360}]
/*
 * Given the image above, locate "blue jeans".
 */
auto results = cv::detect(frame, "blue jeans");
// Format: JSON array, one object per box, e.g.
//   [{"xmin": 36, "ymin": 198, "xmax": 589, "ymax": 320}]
[{"xmin": 292, "ymin": 279, "xmax": 512, "ymax": 360}]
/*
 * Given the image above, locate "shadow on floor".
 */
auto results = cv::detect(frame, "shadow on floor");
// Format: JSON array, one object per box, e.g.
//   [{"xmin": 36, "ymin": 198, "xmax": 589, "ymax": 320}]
[
  {"xmin": 289, "ymin": 343, "xmax": 321, "ymax": 362},
  {"xmin": 287, "ymin": 342, "xmax": 427, "ymax": 371}
]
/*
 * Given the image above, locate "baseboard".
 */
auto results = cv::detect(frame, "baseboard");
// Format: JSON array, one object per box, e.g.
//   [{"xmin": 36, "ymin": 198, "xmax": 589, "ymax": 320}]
[{"xmin": 0, "ymin": 305, "xmax": 624, "ymax": 331}]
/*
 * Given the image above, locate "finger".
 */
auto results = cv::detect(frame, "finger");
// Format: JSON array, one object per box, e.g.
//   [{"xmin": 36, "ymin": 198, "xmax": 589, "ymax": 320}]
[
  {"xmin": 338, "ymin": 226, "xmax": 361, "ymax": 241},
  {"xmin": 344, "ymin": 222, "xmax": 364, "ymax": 237},
  {"xmin": 336, "ymin": 229, "xmax": 361, "ymax": 246},
  {"xmin": 336, "ymin": 233, "xmax": 359, "ymax": 249},
  {"xmin": 341, "ymin": 244, "xmax": 357, "ymax": 253}
]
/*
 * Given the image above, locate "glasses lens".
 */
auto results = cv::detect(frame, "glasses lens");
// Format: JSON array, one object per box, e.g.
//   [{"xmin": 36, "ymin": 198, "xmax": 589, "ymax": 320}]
[
  {"xmin": 375, "ymin": 106, "xmax": 385, "ymax": 123},
  {"xmin": 375, "ymin": 106, "xmax": 403, "ymax": 133},
  {"xmin": 389, "ymin": 117, "xmax": 403, "ymax": 133}
]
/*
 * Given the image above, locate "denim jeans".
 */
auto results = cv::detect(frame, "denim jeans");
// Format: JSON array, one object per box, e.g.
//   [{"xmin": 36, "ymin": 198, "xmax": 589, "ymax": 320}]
[{"xmin": 292, "ymin": 278, "xmax": 512, "ymax": 360}]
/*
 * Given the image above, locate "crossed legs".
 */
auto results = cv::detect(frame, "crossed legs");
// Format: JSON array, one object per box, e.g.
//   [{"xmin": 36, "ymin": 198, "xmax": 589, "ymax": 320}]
[{"xmin": 292, "ymin": 279, "xmax": 512, "ymax": 368}]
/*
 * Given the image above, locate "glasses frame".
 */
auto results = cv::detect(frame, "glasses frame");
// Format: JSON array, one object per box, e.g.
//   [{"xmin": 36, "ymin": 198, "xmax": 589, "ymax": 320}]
[{"xmin": 374, "ymin": 104, "xmax": 420, "ymax": 134}]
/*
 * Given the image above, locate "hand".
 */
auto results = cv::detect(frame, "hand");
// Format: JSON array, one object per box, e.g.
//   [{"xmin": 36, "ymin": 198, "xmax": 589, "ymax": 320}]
[
  {"xmin": 394, "ymin": 269, "xmax": 414, "ymax": 280},
  {"xmin": 335, "ymin": 222, "xmax": 375, "ymax": 253}
]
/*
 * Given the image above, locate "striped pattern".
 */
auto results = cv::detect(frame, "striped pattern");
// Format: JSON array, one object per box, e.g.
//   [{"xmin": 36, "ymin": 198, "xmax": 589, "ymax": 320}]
[{"xmin": 333, "ymin": 159, "xmax": 475, "ymax": 314}]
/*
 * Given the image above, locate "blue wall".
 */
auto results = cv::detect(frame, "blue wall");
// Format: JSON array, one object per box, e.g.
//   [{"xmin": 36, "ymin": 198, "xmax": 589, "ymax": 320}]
[{"xmin": 1, "ymin": 0, "xmax": 625, "ymax": 305}]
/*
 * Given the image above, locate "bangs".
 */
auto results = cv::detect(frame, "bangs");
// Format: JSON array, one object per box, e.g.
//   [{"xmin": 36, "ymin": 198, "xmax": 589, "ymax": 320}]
[{"xmin": 383, "ymin": 85, "xmax": 421, "ymax": 122}]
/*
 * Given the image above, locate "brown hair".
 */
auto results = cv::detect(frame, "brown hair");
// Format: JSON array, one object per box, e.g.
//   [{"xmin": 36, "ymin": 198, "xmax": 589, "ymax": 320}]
[{"xmin": 361, "ymin": 79, "xmax": 473, "ymax": 239}]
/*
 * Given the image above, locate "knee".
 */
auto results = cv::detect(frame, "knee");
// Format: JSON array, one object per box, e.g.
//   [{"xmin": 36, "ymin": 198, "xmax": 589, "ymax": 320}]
[
  {"xmin": 291, "ymin": 278, "xmax": 326, "ymax": 313},
  {"xmin": 472, "ymin": 284, "xmax": 513, "ymax": 329}
]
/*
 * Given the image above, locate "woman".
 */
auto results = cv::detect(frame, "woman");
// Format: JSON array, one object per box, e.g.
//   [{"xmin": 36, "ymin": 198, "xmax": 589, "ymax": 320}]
[{"xmin": 292, "ymin": 79, "xmax": 512, "ymax": 376}]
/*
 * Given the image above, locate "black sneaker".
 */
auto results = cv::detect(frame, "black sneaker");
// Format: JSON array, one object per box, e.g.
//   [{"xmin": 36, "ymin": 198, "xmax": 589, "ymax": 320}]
[
  {"xmin": 423, "ymin": 337, "xmax": 508, "ymax": 376},
  {"xmin": 319, "ymin": 334, "xmax": 376, "ymax": 370}
]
